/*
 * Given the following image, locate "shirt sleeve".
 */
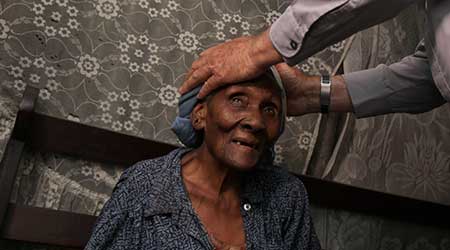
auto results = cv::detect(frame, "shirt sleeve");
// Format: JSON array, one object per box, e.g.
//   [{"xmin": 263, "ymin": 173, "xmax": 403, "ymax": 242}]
[
  {"xmin": 282, "ymin": 178, "xmax": 321, "ymax": 250},
  {"xmin": 270, "ymin": 0, "xmax": 417, "ymax": 65},
  {"xmin": 344, "ymin": 41, "xmax": 446, "ymax": 118}
]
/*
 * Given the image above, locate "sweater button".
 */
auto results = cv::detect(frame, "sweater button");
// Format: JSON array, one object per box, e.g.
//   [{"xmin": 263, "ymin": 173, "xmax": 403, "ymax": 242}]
[{"xmin": 243, "ymin": 203, "xmax": 251, "ymax": 211}]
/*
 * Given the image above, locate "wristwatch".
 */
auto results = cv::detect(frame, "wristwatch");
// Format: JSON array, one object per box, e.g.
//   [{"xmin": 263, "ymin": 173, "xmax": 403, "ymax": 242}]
[{"xmin": 320, "ymin": 75, "xmax": 331, "ymax": 113}]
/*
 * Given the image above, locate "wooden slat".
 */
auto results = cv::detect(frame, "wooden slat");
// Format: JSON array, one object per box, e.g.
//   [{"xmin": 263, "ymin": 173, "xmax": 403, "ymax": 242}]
[
  {"xmin": 10, "ymin": 87, "xmax": 40, "ymax": 141},
  {"xmin": 299, "ymin": 174, "xmax": 450, "ymax": 227},
  {"xmin": 0, "ymin": 203, "xmax": 96, "ymax": 248},
  {"xmin": 0, "ymin": 87, "xmax": 39, "ymax": 228},
  {"xmin": 0, "ymin": 140, "xmax": 25, "ymax": 227},
  {"xmin": 27, "ymin": 113, "xmax": 177, "ymax": 166}
]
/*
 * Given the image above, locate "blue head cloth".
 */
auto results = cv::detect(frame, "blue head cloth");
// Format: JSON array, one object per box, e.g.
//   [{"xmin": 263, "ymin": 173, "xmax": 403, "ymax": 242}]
[
  {"xmin": 171, "ymin": 85, "xmax": 203, "ymax": 147},
  {"xmin": 171, "ymin": 66, "xmax": 286, "ymax": 149}
]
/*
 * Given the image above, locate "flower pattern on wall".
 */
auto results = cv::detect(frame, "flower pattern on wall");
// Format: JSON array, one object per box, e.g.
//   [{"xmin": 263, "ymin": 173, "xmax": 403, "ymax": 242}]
[
  {"xmin": 96, "ymin": 0, "xmax": 120, "ymax": 20},
  {"xmin": 0, "ymin": 19, "xmax": 10, "ymax": 39},
  {"xmin": 386, "ymin": 133, "xmax": 450, "ymax": 203}
]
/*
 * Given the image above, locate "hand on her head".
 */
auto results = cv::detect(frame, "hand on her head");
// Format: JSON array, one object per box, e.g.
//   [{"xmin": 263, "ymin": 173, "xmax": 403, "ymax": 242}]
[{"xmin": 179, "ymin": 29, "xmax": 283, "ymax": 99}]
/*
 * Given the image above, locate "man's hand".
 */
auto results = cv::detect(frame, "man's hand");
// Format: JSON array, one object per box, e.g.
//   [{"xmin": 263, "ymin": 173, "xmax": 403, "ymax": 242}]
[
  {"xmin": 180, "ymin": 29, "xmax": 283, "ymax": 99},
  {"xmin": 276, "ymin": 63, "xmax": 353, "ymax": 116},
  {"xmin": 275, "ymin": 63, "xmax": 320, "ymax": 116}
]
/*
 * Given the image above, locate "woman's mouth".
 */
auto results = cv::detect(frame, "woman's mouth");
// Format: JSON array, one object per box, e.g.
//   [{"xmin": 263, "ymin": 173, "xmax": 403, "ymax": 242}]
[{"xmin": 231, "ymin": 138, "xmax": 259, "ymax": 150}]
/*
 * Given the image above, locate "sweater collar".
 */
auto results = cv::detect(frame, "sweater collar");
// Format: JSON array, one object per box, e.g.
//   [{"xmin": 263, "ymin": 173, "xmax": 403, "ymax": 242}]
[{"xmin": 142, "ymin": 148, "xmax": 266, "ymax": 218}]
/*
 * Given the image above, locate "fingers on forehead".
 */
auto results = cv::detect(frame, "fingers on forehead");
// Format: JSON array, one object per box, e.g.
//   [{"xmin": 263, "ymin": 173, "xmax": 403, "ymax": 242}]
[{"xmin": 197, "ymin": 74, "xmax": 224, "ymax": 99}]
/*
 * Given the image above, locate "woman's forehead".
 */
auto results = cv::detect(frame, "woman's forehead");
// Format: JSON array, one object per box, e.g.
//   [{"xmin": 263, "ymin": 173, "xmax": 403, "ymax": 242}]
[{"xmin": 214, "ymin": 74, "xmax": 282, "ymax": 100}]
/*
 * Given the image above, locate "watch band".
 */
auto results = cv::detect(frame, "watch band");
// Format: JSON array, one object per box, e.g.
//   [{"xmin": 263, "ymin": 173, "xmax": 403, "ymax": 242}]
[{"xmin": 320, "ymin": 75, "xmax": 331, "ymax": 113}]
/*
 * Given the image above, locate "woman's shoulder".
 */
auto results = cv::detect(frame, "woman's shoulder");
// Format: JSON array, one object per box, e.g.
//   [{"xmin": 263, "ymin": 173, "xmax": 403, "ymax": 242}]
[
  {"xmin": 122, "ymin": 148, "xmax": 183, "ymax": 181},
  {"xmin": 110, "ymin": 149, "xmax": 182, "ymax": 206},
  {"xmin": 119, "ymin": 155, "xmax": 168, "ymax": 185}
]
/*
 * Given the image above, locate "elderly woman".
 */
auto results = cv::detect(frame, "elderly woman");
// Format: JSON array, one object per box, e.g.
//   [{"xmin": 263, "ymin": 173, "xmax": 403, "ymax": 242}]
[{"xmin": 85, "ymin": 68, "xmax": 321, "ymax": 250}]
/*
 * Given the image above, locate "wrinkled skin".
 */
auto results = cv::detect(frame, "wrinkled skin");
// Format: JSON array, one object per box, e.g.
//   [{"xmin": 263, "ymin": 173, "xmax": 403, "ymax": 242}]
[{"xmin": 194, "ymin": 75, "xmax": 282, "ymax": 170}]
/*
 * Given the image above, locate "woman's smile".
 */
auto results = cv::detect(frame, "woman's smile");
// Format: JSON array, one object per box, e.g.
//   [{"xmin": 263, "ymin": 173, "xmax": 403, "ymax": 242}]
[{"xmin": 231, "ymin": 136, "xmax": 260, "ymax": 150}]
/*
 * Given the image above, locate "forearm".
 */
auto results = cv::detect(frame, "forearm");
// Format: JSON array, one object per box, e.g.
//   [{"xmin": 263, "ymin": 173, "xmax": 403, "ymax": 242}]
[
  {"xmin": 290, "ymin": 39, "xmax": 447, "ymax": 118},
  {"xmin": 331, "ymin": 75, "xmax": 354, "ymax": 113},
  {"xmin": 295, "ymin": 65, "xmax": 444, "ymax": 118},
  {"xmin": 287, "ymin": 75, "xmax": 353, "ymax": 116}
]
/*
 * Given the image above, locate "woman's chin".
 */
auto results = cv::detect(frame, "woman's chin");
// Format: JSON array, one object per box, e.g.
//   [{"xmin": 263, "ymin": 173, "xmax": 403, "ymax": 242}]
[
  {"xmin": 225, "ymin": 155, "xmax": 260, "ymax": 171},
  {"xmin": 223, "ymin": 144, "xmax": 263, "ymax": 169}
]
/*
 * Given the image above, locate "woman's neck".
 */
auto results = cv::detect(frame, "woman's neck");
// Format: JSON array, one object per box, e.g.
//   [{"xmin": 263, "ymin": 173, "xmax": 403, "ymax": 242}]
[{"xmin": 181, "ymin": 146, "xmax": 242, "ymax": 203}]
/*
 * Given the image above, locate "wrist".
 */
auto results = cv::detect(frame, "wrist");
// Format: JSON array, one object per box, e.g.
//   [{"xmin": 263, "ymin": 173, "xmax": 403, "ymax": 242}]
[
  {"xmin": 320, "ymin": 75, "xmax": 331, "ymax": 113},
  {"xmin": 302, "ymin": 76, "xmax": 321, "ymax": 113},
  {"xmin": 252, "ymin": 29, "xmax": 283, "ymax": 68},
  {"xmin": 330, "ymin": 75, "xmax": 354, "ymax": 113},
  {"xmin": 289, "ymin": 74, "xmax": 353, "ymax": 115}
]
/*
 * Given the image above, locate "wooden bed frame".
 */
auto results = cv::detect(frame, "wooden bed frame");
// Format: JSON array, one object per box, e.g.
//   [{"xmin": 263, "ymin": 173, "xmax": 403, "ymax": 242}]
[{"xmin": 1, "ymin": 86, "xmax": 449, "ymax": 249}]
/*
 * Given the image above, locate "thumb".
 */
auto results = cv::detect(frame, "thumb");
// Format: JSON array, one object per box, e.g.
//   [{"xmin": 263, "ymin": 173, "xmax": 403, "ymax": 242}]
[
  {"xmin": 275, "ymin": 62, "xmax": 296, "ymax": 75},
  {"xmin": 275, "ymin": 63, "xmax": 306, "ymax": 82},
  {"xmin": 275, "ymin": 62, "xmax": 288, "ymax": 70}
]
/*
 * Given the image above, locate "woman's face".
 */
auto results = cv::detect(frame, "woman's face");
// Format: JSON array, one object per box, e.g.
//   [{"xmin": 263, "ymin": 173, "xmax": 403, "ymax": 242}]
[{"xmin": 196, "ymin": 75, "xmax": 282, "ymax": 170}]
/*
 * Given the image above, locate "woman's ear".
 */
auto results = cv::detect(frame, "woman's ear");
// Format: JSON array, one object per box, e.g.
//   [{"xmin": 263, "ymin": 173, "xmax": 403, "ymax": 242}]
[{"xmin": 191, "ymin": 103, "xmax": 207, "ymax": 130}]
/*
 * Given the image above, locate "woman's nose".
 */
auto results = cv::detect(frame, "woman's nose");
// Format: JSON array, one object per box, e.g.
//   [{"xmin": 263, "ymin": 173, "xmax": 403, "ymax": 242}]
[{"xmin": 240, "ymin": 110, "xmax": 265, "ymax": 132}]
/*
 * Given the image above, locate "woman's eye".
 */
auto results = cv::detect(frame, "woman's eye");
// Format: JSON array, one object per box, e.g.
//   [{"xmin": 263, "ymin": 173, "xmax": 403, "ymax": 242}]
[
  {"xmin": 263, "ymin": 106, "xmax": 277, "ymax": 116},
  {"xmin": 230, "ymin": 96, "xmax": 243, "ymax": 105}
]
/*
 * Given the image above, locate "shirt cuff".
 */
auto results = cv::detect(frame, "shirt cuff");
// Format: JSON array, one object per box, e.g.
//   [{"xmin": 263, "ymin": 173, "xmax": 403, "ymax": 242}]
[
  {"xmin": 344, "ymin": 66, "xmax": 393, "ymax": 118},
  {"xmin": 270, "ymin": 6, "xmax": 307, "ymax": 63},
  {"xmin": 269, "ymin": 0, "xmax": 348, "ymax": 65}
]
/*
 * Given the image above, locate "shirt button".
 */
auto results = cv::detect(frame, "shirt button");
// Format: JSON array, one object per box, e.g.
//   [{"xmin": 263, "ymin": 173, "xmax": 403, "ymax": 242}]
[
  {"xmin": 290, "ymin": 40, "xmax": 298, "ymax": 50},
  {"xmin": 243, "ymin": 203, "xmax": 251, "ymax": 211}
]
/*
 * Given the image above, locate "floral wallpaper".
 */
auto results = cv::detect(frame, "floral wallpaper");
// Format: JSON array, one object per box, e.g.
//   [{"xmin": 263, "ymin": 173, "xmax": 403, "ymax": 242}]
[
  {"xmin": 0, "ymin": 86, "xmax": 19, "ymax": 160},
  {"xmin": 0, "ymin": 0, "xmax": 449, "ymax": 249},
  {"xmin": 325, "ymin": 3, "xmax": 450, "ymax": 207}
]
